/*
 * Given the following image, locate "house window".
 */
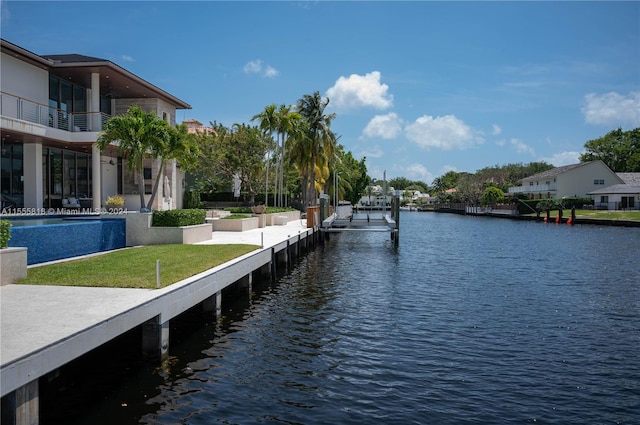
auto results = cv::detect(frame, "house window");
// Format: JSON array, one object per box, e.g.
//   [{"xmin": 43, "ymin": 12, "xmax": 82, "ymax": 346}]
[
  {"xmin": 594, "ymin": 179, "xmax": 605, "ymax": 185},
  {"xmin": 529, "ymin": 182, "xmax": 533, "ymax": 186},
  {"xmin": 600, "ymin": 196, "xmax": 608, "ymax": 203}
]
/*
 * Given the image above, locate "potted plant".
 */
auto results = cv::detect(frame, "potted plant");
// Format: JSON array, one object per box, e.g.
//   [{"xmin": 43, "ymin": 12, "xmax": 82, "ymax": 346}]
[{"xmin": 105, "ymin": 194, "xmax": 125, "ymax": 212}]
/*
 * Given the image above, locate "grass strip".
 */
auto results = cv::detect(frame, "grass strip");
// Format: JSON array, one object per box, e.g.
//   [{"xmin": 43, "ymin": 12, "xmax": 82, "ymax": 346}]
[
  {"xmin": 523, "ymin": 209, "xmax": 640, "ymax": 221},
  {"xmin": 19, "ymin": 244, "xmax": 259, "ymax": 289}
]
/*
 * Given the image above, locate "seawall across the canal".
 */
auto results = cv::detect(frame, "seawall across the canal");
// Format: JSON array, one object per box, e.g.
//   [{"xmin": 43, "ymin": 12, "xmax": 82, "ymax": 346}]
[{"xmin": 0, "ymin": 219, "xmax": 319, "ymax": 425}]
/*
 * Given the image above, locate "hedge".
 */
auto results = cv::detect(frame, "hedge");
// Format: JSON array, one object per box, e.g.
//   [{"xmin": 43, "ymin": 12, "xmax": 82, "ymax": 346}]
[
  {"xmin": 225, "ymin": 207, "xmax": 296, "ymax": 214},
  {"xmin": 0, "ymin": 219, "xmax": 11, "ymax": 248},
  {"xmin": 152, "ymin": 209, "xmax": 206, "ymax": 227}
]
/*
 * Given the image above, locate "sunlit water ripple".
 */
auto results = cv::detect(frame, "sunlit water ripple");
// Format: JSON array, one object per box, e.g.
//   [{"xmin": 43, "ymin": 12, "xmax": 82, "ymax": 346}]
[{"xmin": 63, "ymin": 213, "xmax": 639, "ymax": 424}]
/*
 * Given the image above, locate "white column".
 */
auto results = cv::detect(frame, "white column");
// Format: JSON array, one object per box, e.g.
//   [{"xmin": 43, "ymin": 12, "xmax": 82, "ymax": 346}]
[
  {"xmin": 91, "ymin": 72, "xmax": 102, "ymax": 211},
  {"xmin": 92, "ymin": 144, "xmax": 101, "ymax": 211},
  {"xmin": 22, "ymin": 143, "xmax": 43, "ymax": 209}
]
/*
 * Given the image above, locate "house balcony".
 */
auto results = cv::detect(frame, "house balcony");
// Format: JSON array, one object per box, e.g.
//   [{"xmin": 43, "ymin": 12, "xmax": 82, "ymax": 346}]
[
  {"xmin": 508, "ymin": 183, "xmax": 557, "ymax": 194},
  {"xmin": 1, "ymin": 91, "xmax": 110, "ymax": 136}
]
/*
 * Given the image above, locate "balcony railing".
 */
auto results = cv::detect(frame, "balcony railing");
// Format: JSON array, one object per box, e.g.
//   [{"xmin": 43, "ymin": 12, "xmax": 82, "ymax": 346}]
[
  {"xmin": 1, "ymin": 92, "xmax": 110, "ymax": 132},
  {"xmin": 508, "ymin": 183, "xmax": 557, "ymax": 194}
]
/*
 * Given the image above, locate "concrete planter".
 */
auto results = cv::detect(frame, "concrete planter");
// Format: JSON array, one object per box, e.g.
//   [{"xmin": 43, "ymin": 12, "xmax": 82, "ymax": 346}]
[
  {"xmin": 0, "ymin": 247, "xmax": 28, "ymax": 285},
  {"xmin": 265, "ymin": 210, "xmax": 301, "ymax": 226},
  {"xmin": 126, "ymin": 212, "xmax": 212, "ymax": 246},
  {"xmin": 212, "ymin": 217, "xmax": 259, "ymax": 232},
  {"xmin": 254, "ymin": 214, "xmax": 267, "ymax": 228}
]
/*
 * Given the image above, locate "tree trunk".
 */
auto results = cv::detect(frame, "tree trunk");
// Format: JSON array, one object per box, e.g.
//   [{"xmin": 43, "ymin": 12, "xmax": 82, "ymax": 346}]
[{"xmin": 146, "ymin": 159, "xmax": 165, "ymax": 211}]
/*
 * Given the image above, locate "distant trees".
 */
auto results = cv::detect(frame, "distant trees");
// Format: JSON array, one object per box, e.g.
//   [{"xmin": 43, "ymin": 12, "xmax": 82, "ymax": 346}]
[
  {"xmin": 191, "ymin": 122, "xmax": 272, "ymax": 205},
  {"xmin": 579, "ymin": 127, "xmax": 640, "ymax": 172}
]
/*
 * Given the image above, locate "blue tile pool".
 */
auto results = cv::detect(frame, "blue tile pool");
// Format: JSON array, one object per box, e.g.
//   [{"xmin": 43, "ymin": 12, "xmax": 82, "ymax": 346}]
[{"xmin": 6, "ymin": 216, "xmax": 126, "ymax": 265}]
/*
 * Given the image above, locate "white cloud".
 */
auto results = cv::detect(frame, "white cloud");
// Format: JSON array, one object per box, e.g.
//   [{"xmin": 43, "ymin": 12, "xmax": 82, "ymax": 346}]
[
  {"xmin": 244, "ymin": 60, "xmax": 262, "ymax": 74},
  {"xmin": 264, "ymin": 65, "xmax": 279, "ymax": 78},
  {"xmin": 362, "ymin": 113, "xmax": 403, "ymax": 139},
  {"xmin": 510, "ymin": 138, "xmax": 535, "ymax": 156},
  {"xmin": 359, "ymin": 145, "xmax": 384, "ymax": 159},
  {"xmin": 121, "ymin": 55, "xmax": 134, "ymax": 62},
  {"xmin": 326, "ymin": 71, "xmax": 393, "ymax": 110},
  {"xmin": 405, "ymin": 163, "xmax": 433, "ymax": 183},
  {"xmin": 404, "ymin": 115, "xmax": 482, "ymax": 150},
  {"xmin": 582, "ymin": 91, "xmax": 640, "ymax": 127},
  {"xmin": 243, "ymin": 59, "xmax": 279, "ymax": 78},
  {"xmin": 540, "ymin": 151, "xmax": 582, "ymax": 167},
  {"xmin": 491, "ymin": 124, "xmax": 502, "ymax": 135},
  {"xmin": 495, "ymin": 139, "xmax": 506, "ymax": 147}
]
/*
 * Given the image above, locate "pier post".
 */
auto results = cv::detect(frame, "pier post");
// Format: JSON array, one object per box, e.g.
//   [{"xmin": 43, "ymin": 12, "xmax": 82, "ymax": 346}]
[
  {"xmin": 1, "ymin": 379, "xmax": 39, "ymax": 425},
  {"xmin": 142, "ymin": 315, "xmax": 169, "ymax": 362},
  {"xmin": 238, "ymin": 273, "xmax": 253, "ymax": 295},
  {"xmin": 202, "ymin": 290, "xmax": 222, "ymax": 318}
]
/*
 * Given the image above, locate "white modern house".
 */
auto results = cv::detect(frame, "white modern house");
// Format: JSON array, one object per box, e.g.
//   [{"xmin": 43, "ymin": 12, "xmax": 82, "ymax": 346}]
[
  {"xmin": 1, "ymin": 39, "xmax": 191, "ymax": 212},
  {"xmin": 508, "ymin": 160, "xmax": 624, "ymax": 200}
]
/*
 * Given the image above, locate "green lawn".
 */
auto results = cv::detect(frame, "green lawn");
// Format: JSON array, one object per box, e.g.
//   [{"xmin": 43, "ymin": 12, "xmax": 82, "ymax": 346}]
[
  {"xmin": 525, "ymin": 209, "xmax": 640, "ymax": 221},
  {"xmin": 19, "ymin": 244, "xmax": 259, "ymax": 289}
]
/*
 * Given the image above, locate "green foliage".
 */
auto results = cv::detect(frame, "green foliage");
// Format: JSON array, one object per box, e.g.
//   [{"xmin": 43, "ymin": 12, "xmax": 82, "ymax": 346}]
[
  {"xmin": 192, "ymin": 122, "xmax": 271, "ymax": 204},
  {"xmin": 183, "ymin": 189, "xmax": 204, "ymax": 209},
  {"xmin": 580, "ymin": 127, "xmax": 640, "ymax": 172},
  {"xmin": 225, "ymin": 206, "xmax": 295, "ymax": 214},
  {"xmin": 223, "ymin": 214, "xmax": 252, "ymax": 219},
  {"xmin": 0, "ymin": 219, "xmax": 11, "ymax": 248},
  {"xmin": 152, "ymin": 209, "xmax": 206, "ymax": 227},
  {"xmin": 481, "ymin": 186, "xmax": 504, "ymax": 206}
]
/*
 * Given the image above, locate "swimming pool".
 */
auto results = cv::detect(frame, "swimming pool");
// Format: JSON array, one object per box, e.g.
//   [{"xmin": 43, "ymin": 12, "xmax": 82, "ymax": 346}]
[{"xmin": 6, "ymin": 216, "xmax": 126, "ymax": 265}]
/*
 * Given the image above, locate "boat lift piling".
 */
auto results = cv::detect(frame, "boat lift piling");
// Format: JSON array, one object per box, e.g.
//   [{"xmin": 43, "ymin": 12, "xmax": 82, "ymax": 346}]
[{"xmin": 320, "ymin": 190, "xmax": 400, "ymax": 247}]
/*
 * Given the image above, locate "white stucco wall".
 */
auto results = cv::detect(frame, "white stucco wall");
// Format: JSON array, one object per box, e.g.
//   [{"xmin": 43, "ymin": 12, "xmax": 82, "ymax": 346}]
[
  {"xmin": 557, "ymin": 162, "xmax": 624, "ymax": 198},
  {"xmin": 0, "ymin": 52, "xmax": 49, "ymax": 104}
]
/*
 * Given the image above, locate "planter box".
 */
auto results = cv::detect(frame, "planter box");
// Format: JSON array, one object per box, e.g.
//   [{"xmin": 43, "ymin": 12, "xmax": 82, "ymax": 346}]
[
  {"xmin": 266, "ymin": 211, "xmax": 301, "ymax": 226},
  {"xmin": 0, "ymin": 247, "xmax": 28, "ymax": 285},
  {"xmin": 254, "ymin": 214, "xmax": 267, "ymax": 228},
  {"xmin": 212, "ymin": 217, "xmax": 259, "ymax": 232},
  {"xmin": 126, "ymin": 212, "xmax": 212, "ymax": 246}
]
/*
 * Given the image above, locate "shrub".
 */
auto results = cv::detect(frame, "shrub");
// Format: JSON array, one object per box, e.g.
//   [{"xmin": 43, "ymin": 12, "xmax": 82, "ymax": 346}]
[
  {"xmin": 152, "ymin": 209, "xmax": 206, "ymax": 227},
  {"xmin": 105, "ymin": 194, "xmax": 125, "ymax": 207},
  {"xmin": 225, "ymin": 206, "xmax": 296, "ymax": 214},
  {"xmin": 0, "ymin": 219, "xmax": 11, "ymax": 248},
  {"xmin": 223, "ymin": 214, "xmax": 252, "ymax": 219},
  {"xmin": 183, "ymin": 190, "xmax": 204, "ymax": 209}
]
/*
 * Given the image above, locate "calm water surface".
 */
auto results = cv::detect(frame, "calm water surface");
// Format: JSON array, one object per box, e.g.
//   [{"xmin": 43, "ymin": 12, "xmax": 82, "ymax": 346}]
[{"xmin": 59, "ymin": 213, "xmax": 639, "ymax": 424}]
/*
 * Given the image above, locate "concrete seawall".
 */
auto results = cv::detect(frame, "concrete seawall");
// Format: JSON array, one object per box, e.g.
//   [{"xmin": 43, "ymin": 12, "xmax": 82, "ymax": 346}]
[{"xmin": 0, "ymin": 220, "xmax": 318, "ymax": 425}]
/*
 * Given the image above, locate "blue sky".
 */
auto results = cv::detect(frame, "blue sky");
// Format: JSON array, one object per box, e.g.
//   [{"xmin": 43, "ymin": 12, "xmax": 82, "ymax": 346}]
[{"xmin": 2, "ymin": 1, "xmax": 639, "ymax": 184}]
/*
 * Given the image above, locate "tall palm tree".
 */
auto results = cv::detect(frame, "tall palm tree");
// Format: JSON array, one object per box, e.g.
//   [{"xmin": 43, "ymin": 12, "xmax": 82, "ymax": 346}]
[
  {"xmin": 295, "ymin": 91, "xmax": 337, "ymax": 206},
  {"xmin": 97, "ymin": 105, "xmax": 171, "ymax": 211},
  {"xmin": 274, "ymin": 105, "xmax": 301, "ymax": 207},
  {"xmin": 251, "ymin": 104, "xmax": 278, "ymax": 206}
]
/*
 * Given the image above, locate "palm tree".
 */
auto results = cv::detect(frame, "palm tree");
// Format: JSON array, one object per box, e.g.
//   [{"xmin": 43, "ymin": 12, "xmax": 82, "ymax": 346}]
[
  {"xmin": 274, "ymin": 105, "xmax": 301, "ymax": 207},
  {"xmin": 251, "ymin": 104, "xmax": 278, "ymax": 206},
  {"xmin": 295, "ymin": 91, "xmax": 337, "ymax": 206},
  {"xmin": 96, "ymin": 105, "xmax": 171, "ymax": 211}
]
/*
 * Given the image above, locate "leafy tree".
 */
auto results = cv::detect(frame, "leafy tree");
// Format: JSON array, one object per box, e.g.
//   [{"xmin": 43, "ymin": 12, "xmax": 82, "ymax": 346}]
[
  {"xmin": 579, "ymin": 127, "xmax": 640, "ymax": 172},
  {"xmin": 194, "ymin": 122, "xmax": 271, "ymax": 205},
  {"xmin": 97, "ymin": 105, "xmax": 175, "ymax": 211},
  {"xmin": 481, "ymin": 186, "xmax": 505, "ymax": 206}
]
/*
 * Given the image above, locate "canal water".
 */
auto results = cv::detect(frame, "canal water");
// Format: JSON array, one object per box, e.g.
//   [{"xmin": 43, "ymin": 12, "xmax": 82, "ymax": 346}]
[{"xmin": 44, "ymin": 212, "xmax": 639, "ymax": 424}]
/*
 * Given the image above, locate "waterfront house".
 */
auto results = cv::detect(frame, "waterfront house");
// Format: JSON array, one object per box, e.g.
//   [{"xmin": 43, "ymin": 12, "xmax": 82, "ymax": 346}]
[
  {"xmin": 507, "ymin": 160, "xmax": 624, "ymax": 200},
  {"xmin": 1, "ymin": 39, "xmax": 191, "ymax": 212},
  {"xmin": 587, "ymin": 173, "xmax": 640, "ymax": 210}
]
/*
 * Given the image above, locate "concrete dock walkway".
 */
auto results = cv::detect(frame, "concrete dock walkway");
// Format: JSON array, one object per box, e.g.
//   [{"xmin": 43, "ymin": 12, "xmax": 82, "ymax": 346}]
[{"xmin": 0, "ymin": 219, "xmax": 314, "ymax": 423}]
